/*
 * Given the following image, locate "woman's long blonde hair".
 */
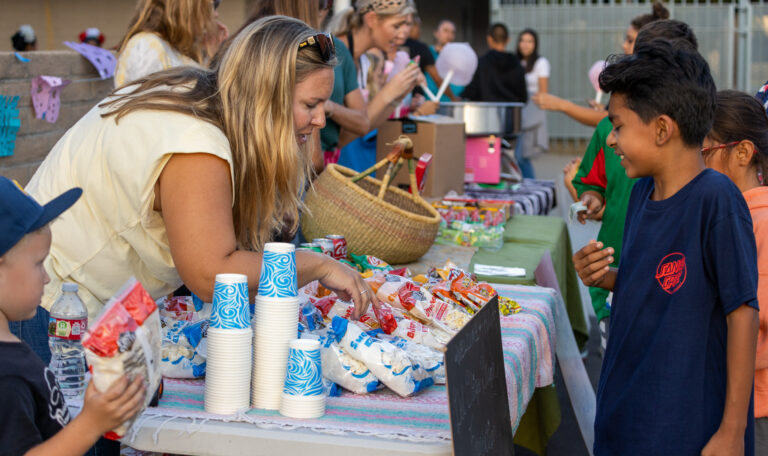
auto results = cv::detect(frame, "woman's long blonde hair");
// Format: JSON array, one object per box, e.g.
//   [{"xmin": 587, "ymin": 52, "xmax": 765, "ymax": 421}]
[
  {"xmin": 329, "ymin": 0, "xmax": 416, "ymax": 36},
  {"xmin": 118, "ymin": 0, "xmax": 216, "ymax": 64},
  {"xmin": 103, "ymin": 16, "xmax": 335, "ymax": 251}
]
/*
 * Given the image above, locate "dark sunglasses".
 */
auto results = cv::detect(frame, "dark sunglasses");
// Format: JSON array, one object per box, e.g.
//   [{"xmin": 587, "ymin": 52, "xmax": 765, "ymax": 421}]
[
  {"xmin": 298, "ymin": 33, "xmax": 336, "ymax": 62},
  {"xmin": 213, "ymin": 0, "xmax": 221, "ymax": 10},
  {"xmin": 319, "ymin": 0, "xmax": 333, "ymax": 11}
]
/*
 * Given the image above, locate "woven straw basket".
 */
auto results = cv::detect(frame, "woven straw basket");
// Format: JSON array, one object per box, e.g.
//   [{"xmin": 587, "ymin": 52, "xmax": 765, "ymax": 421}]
[{"xmin": 302, "ymin": 164, "xmax": 441, "ymax": 264}]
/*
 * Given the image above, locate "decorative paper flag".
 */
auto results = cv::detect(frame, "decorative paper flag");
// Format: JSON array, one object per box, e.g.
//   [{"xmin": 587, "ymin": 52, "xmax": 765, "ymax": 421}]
[
  {"xmin": 0, "ymin": 95, "xmax": 21, "ymax": 157},
  {"xmin": 30, "ymin": 76, "xmax": 71, "ymax": 124},
  {"xmin": 64, "ymin": 41, "xmax": 116, "ymax": 79}
]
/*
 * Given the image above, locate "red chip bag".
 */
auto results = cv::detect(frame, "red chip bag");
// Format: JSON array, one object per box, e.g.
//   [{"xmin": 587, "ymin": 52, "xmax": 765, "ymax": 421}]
[
  {"xmin": 82, "ymin": 304, "xmax": 137, "ymax": 358},
  {"xmin": 397, "ymin": 282, "xmax": 421, "ymax": 311},
  {"xmin": 118, "ymin": 280, "xmax": 157, "ymax": 325}
]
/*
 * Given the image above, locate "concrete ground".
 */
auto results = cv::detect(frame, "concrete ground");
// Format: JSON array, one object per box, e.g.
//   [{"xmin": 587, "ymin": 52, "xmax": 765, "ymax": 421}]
[{"xmin": 513, "ymin": 152, "xmax": 605, "ymax": 456}]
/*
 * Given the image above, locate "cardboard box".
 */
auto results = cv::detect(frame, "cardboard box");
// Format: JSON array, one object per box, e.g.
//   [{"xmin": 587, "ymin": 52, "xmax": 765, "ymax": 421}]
[{"xmin": 376, "ymin": 116, "xmax": 465, "ymax": 198}]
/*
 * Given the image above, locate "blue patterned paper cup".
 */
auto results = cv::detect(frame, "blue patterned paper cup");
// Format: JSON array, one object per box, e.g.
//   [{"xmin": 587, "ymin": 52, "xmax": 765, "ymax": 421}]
[
  {"xmin": 210, "ymin": 273, "xmax": 251, "ymax": 330},
  {"xmin": 283, "ymin": 339, "xmax": 323, "ymax": 397},
  {"xmin": 258, "ymin": 243, "xmax": 297, "ymax": 298}
]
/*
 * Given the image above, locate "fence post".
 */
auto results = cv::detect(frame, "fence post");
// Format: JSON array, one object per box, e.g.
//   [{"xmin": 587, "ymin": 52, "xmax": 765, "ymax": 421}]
[{"xmin": 736, "ymin": 0, "xmax": 753, "ymax": 91}]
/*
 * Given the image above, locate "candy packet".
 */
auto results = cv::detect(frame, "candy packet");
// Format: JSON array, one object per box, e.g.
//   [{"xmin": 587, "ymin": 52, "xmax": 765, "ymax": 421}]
[
  {"xmin": 82, "ymin": 278, "xmax": 162, "ymax": 440},
  {"xmin": 329, "ymin": 317, "xmax": 433, "ymax": 397}
]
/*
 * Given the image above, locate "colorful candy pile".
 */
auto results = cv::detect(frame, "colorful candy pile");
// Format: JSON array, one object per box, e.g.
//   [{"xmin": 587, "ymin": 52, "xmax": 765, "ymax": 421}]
[{"xmin": 432, "ymin": 202, "xmax": 507, "ymax": 250}]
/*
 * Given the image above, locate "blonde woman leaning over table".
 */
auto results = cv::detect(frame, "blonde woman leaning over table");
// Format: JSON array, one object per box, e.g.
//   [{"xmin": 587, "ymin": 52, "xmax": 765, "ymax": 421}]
[
  {"xmin": 26, "ymin": 16, "xmax": 378, "ymax": 322},
  {"xmin": 114, "ymin": 0, "xmax": 229, "ymax": 87}
]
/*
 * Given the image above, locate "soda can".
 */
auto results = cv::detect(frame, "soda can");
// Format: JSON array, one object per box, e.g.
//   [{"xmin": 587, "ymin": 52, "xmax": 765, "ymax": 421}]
[
  {"xmin": 326, "ymin": 235, "xmax": 348, "ymax": 261},
  {"xmin": 299, "ymin": 242, "xmax": 323, "ymax": 253},
  {"xmin": 312, "ymin": 238, "xmax": 334, "ymax": 257}
]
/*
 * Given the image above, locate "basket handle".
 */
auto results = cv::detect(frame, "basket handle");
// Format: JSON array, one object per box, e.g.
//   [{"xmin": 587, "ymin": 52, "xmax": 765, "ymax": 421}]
[
  {"xmin": 350, "ymin": 136, "xmax": 413, "ymax": 184},
  {"xmin": 377, "ymin": 137, "xmax": 415, "ymax": 199}
]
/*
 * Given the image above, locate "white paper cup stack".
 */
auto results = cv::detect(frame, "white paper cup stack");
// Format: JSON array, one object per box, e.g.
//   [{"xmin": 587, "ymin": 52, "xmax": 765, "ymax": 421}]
[
  {"xmin": 279, "ymin": 339, "xmax": 325, "ymax": 419},
  {"xmin": 204, "ymin": 273, "xmax": 253, "ymax": 415},
  {"xmin": 251, "ymin": 243, "xmax": 300, "ymax": 410}
]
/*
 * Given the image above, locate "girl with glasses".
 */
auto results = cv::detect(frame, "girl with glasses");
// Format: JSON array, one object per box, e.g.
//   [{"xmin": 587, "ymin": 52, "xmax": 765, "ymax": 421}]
[{"xmin": 702, "ymin": 90, "xmax": 768, "ymax": 453}]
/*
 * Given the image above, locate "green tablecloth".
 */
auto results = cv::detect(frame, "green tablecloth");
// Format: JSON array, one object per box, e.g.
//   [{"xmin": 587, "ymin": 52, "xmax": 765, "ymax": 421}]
[
  {"xmin": 470, "ymin": 215, "xmax": 589, "ymax": 455},
  {"xmin": 471, "ymin": 215, "xmax": 588, "ymax": 346}
]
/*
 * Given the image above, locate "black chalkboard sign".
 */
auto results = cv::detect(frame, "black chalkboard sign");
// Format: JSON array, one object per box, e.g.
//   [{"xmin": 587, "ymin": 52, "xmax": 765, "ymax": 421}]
[{"xmin": 445, "ymin": 295, "xmax": 514, "ymax": 456}]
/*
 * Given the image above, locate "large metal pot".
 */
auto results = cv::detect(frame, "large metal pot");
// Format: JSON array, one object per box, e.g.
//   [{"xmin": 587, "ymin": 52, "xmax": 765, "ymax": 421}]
[{"xmin": 437, "ymin": 101, "xmax": 524, "ymax": 137}]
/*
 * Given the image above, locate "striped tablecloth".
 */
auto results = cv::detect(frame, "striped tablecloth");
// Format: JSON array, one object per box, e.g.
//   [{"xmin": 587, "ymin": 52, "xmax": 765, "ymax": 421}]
[{"xmin": 128, "ymin": 285, "xmax": 557, "ymax": 445}]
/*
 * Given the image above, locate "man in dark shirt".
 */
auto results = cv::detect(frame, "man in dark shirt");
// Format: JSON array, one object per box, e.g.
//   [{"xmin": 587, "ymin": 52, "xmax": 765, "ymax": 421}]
[{"xmin": 462, "ymin": 23, "xmax": 528, "ymax": 103}]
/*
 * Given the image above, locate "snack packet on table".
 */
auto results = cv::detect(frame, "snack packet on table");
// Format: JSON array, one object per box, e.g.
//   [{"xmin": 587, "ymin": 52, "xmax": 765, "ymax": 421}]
[
  {"xmin": 317, "ymin": 331, "xmax": 381, "ymax": 394},
  {"xmin": 499, "ymin": 296, "xmax": 522, "ymax": 316},
  {"xmin": 82, "ymin": 278, "xmax": 162, "ymax": 440},
  {"xmin": 375, "ymin": 274, "xmax": 410, "ymax": 308},
  {"xmin": 350, "ymin": 253, "xmax": 393, "ymax": 273},
  {"xmin": 329, "ymin": 317, "xmax": 433, "ymax": 397},
  {"xmin": 157, "ymin": 296, "xmax": 197, "ymax": 322},
  {"xmin": 397, "ymin": 283, "xmax": 470, "ymax": 333},
  {"xmin": 390, "ymin": 317, "xmax": 450, "ymax": 351},
  {"xmin": 327, "ymin": 300, "xmax": 381, "ymax": 332},
  {"xmin": 379, "ymin": 334, "xmax": 446, "ymax": 385},
  {"xmin": 160, "ymin": 344, "xmax": 206, "ymax": 378}
]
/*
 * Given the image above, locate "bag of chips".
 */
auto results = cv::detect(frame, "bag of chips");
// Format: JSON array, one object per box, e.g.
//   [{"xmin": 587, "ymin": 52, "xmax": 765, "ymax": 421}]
[
  {"xmin": 82, "ymin": 278, "xmax": 162, "ymax": 440},
  {"xmin": 318, "ymin": 332, "xmax": 381, "ymax": 394},
  {"xmin": 329, "ymin": 317, "xmax": 433, "ymax": 397}
]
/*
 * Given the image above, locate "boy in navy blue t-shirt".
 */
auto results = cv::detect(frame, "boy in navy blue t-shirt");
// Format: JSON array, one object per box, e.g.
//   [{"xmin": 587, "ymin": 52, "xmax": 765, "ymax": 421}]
[{"xmin": 573, "ymin": 41, "xmax": 759, "ymax": 455}]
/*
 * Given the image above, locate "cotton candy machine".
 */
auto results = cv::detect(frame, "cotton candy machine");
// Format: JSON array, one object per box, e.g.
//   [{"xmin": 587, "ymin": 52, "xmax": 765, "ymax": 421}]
[{"xmin": 436, "ymin": 102, "xmax": 524, "ymax": 137}]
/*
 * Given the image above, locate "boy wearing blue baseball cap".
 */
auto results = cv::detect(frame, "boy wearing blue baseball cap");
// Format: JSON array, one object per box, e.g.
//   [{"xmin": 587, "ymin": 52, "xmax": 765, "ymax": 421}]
[{"xmin": 0, "ymin": 177, "xmax": 145, "ymax": 455}]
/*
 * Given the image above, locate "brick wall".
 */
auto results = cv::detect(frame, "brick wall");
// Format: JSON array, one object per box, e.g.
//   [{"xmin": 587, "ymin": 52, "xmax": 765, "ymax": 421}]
[{"xmin": 0, "ymin": 51, "xmax": 114, "ymax": 185}]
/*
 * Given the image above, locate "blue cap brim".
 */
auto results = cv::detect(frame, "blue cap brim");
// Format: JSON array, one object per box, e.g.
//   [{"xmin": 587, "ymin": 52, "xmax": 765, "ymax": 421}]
[{"xmin": 29, "ymin": 187, "xmax": 82, "ymax": 232}]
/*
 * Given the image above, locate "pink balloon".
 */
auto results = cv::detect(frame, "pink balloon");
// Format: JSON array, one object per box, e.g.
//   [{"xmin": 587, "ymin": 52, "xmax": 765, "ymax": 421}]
[{"xmin": 588, "ymin": 60, "xmax": 606, "ymax": 93}]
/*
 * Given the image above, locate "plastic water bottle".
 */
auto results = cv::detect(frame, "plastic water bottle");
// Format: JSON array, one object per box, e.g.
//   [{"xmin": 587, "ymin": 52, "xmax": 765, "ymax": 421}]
[{"xmin": 48, "ymin": 283, "xmax": 88, "ymax": 399}]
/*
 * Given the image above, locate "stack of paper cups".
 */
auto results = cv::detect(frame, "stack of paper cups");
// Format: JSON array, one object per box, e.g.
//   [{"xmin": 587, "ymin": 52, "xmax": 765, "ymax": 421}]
[
  {"xmin": 205, "ymin": 273, "xmax": 252, "ymax": 415},
  {"xmin": 252, "ymin": 243, "xmax": 300, "ymax": 410},
  {"xmin": 280, "ymin": 339, "xmax": 326, "ymax": 418}
]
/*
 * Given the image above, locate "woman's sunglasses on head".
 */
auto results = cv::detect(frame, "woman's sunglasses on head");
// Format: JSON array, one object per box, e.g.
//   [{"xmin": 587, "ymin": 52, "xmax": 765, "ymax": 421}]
[{"xmin": 298, "ymin": 33, "xmax": 336, "ymax": 62}]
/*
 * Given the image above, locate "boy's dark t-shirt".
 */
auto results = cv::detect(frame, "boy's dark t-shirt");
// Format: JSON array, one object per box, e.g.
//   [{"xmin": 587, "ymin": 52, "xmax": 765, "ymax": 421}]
[
  {"xmin": 0, "ymin": 341, "xmax": 70, "ymax": 455},
  {"xmin": 594, "ymin": 169, "xmax": 758, "ymax": 455},
  {"xmin": 461, "ymin": 50, "xmax": 528, "ymax": 103}
]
